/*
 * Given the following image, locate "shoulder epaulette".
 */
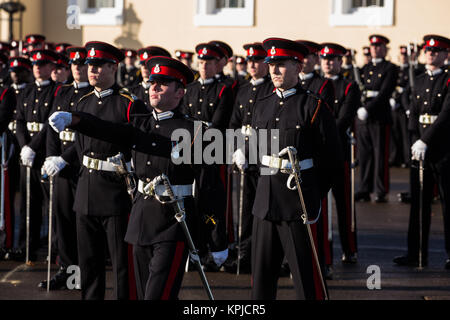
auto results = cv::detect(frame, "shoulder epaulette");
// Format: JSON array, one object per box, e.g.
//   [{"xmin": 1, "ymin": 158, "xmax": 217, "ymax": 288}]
[
  {"xmin": 119, "ymin": 89, "xmax": 137, "ymax": 102},
  {"xmin": 78, "ymin": 90, "xmax": 95, "ymax": 103}
]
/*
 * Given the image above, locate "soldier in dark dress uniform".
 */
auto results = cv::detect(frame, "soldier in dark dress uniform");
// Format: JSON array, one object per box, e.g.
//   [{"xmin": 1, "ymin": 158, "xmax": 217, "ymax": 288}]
[
  {"xmin": 394, "ymin": 35, "xmax": 450, "ymax": 269},
  {"xmin": 354, "ymin": 35, "xmax": 398, "ymax": 203},
  {"xmin": 37, "ymin": 47, "xmax": 92, "ymax": 290},
  {"xmin": 247, "ymin": 37, "xmax": 342, "ymax": 300},
  {"xmin": 319, "ymin": 43, "xmax": 360, "ymax": 271},
  {"xmin": 175, "ymin": 50, "xmax": 198, "ymax": 77},
  {"xmin": 118, "ymin": 49, "xmax": 142, "ymax": 90}
]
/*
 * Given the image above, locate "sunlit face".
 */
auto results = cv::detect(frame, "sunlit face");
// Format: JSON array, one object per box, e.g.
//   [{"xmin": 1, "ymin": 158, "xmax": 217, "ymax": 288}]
[
  {"xmin": 140, "ymin": 64, "xmax": 150, "ymax": 81},
  {"xmin": 51, "ymin": 66, "xmax": 71, "ymax": 83},
  {"xmin": 370, "ymin": 44, "xmax": 387, "ymax": 59},
  {"xmin": 302, "ymin": 53, "xmax": 318, "ymax": 74},
  {"xmin": 88, "ymin": 62, "xmax": 117, "ymax": 89},
  {"xmin": 247, "ymin": 59, "xmax": 268, "ymax": 80},
  {"xmin": 268, "ymin": 59, "xmax": 301, "ymax": 90},
  {"xmin": 425, "ymin": 48, "xmax": 447, "ymax": 68},
  {"xmin": 33, "ymin": 62, "xmax": 55, "ymax": 82},
  {"xmin": 71, "ymin": 63, "xmax": 88, "ymax": 83},
  {"xmin": 149, "ymin": 79, "xmax": 184, "ymax": 111},
  {"xmin": 198, "ymin": 59, "xmax": 218, "ymax": 80},
  {"xmin": 320, "ymin": 56, "xmax": 342, "ymax": 76}
]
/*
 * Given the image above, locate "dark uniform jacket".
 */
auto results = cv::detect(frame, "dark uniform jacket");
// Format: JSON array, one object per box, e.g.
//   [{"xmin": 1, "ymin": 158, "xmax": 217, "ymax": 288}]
[
  {"xmin": 69, "ymin": 108, "xmax": 207, "ymax": 246},
  {"xmin": 360, "ymin": 59, "xmax": 398, "ymax": 123},
  {"xmin": 0, "ymin": 86, "xmax": 17, "ymax": 134},
  {"xmin": 299, "ymin": 72, "xmax": 335, "ymax": 110},
  {"xmin": 68, "ymin": 84, "xmax": 148, "ymax": 216},
  {"xmin": 15, "ymin": 80, "xmax": 57, "ymax": 168},
  {"xmin": 182, "ymin": 78, "xmax": 234, "ymax": 131},
  {"xmin": 7, "ymin": 83, "xmax": 28, "ymax": 135},
  {"xmin": 328, "ymin": 75, "xmax": 361, "ymax": 161},
  {"xmin": 251, "ymin": 83, "xmax": 343, "ymax": 222},
  {"xmin": 118, "ymin": 65, "xmax": 142, "ymax": 89},
  {"xmin": 46, "ymin": 82, "xmax": 92, "ymax": 179},
  {"xmin": 408, "ymin": 67, "xmax": 450, "ymax": 162},
  {"xmin": 129, "ymin": 81, "xmax": 150, "ymax": 109},
  {"xmin": 397, "ymin": 63, "xmax": 426, "ymax": 110}
]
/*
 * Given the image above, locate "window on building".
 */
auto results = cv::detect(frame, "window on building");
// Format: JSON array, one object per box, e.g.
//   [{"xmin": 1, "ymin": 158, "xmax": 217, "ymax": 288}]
[
  {"xmin": 67, "ymin": 0, "xmax": 123, "ymax": 26},
  {"xmin": 195, "ymin": 0, "xmax": 254, "ymax": 26},
  {"xmin": 330, "ymin": 0, "xmax": 394, "ymax": 26}
]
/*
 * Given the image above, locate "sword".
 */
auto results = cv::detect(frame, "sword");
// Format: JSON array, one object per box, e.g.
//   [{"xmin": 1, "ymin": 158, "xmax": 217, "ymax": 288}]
[
  {"xmin": 47, "ymin": 176, "xmax": 54, "ymax": 291},
  {"xmin": 25, "ymin": 166, "xmax": 31, "ymax": 264},
  {"xmin": 349, "ymin": 129, "xmax": 356, "ymax": 233},
  {"xmin": 327, "ymin": 190, "xmax": 333, "ymax": 243},
  {"xmin": 418, "ymin": 159, "xmax": 424, "ymax": 270},
  {"xmin": 157, "ymin": 174, "xmax": 214, "ymax": 300},
  {"xmin": 279, "ymin": 146, "xmax": 329, "ymax": 300},
  {"xmin": 0, "ymin": 133, "xmax": 5, "ymax": 232},
  {"xmin": 108, "ymin": 153, "xmax": 136, "ymax": 200},
  {"xmin": 237, "ymin": 168, "xmax": 245, "ymax": 276}
]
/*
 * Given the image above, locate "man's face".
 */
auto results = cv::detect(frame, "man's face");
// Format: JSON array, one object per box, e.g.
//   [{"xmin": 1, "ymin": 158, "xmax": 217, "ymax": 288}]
[
  {"xmin": 88, "ymin": 62, "xmax": 117, "ymax": 89},
  {"xmin": 370, "ymin": 44, "xmax": 387, "ymax": 59},
  {"xmin": 181, "ymin": 58, "xmax": 192, "ymax": 68},
  {"xmin": 71, "ymin": 63, "xmax": 88, "ymax": 83},
  {"xmin": 33, "ymin": 62, "xmax": 55, "ymax": 81},
  {"xmin": 198, "ymin": 59, "xmax": 218, "ymax": 80},
  {"xmin": 125, "ymin": 56, "xmax": 136, "ymax": 67},
  {"xmin": 149, "ymin": 79, "xmax": 184, "ymax": 111},
  {"xmin": 425, "ymin": 49, "xmax": 447, "ymax": 67},
  {"xmin": 247, "ymin": 59, "xmax": 268, "ymax": 80},
  {"xmin": 10, "ymin": 69, "xmax": 30, "ymax": 84},
  {"xmin": 51, "ymin": 67, "xmax": 71, "ymax": 83},
  {"xmin": 269, "ymin": 59, "xmax": 301, "ymax": 90},
  {"xmin": 302, "ymin": 54, "xmax": 318, "ymax": 74},
  {"xmin": 140, "ymin": 64, "xmax": 150, "ymax": 81},
  {"xmin": 216, "ymin": 57, "xmax": 227, "ymax": 73},
  {"xmin": 236, "ymin": 63, "xmax": 247, "ymax": 73},
  {"xmin": 320, "ymin": 56, "xmax": 342, "ymax": 76}
]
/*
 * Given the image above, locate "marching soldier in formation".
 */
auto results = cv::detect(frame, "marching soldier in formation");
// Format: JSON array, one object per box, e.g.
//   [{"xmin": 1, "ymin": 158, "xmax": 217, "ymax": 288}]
[
  {"xmin": 130, "ymin": 46, "xmax": 171, "ymax": 108},
  {"xmin": 319, "ymin": 42, "xmax": 360, "ymax": 272},
  {"xmin": 118, "ymin": 49, "xmax": 142, "ymax": 89},
  {"xmin": 182, "ymin": 42, "xmax": 233, "ymax": 271},
  {"xmin": 37, "ymin": 46, "xmax": 92, "ymax": 290},
  {"xmin": 234, "ymin": 56, "xmax": 249, "ymax": 85},
  {"xmin": 24, "ymin": 34, "xmax": 46, "ymax": 52},
  {"xmin": 51, "ymin": 54, "xmax": 72, "ymax": 85},
  {"xmin": 354, "ymin": 35, "xmax": 398, "ymax": 203},
  {"xmin": 341, "ymin": 49, "xmax": 355, "ymax": 81},
  {"xmin": 227, "ymin": 42, "xmax": 273, "ymax": 273},
  {"xmin": 55, "ymin": 41, "xmax": 147, "ymax": 299},
  {"xmin": 15, "ymin": 49, "xmax": 59, "ymax": 261},
  {"xmin": 394, "ymin": 35, "xmax": 450, "ymax": 269},
  {"xmin": 243, "ymin": 37, "xmax": 342, "ymax": 300},
  {"xmin": 210, "ymin": 40, "xmax": 239, "ymax": 97},
  {"xmin": 362, "ymin": 46, "xmax": 372, "ymax": 65}
]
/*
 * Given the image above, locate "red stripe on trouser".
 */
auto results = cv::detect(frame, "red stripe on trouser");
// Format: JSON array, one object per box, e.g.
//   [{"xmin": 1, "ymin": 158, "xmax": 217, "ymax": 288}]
[
  {"xmin": 127, "ymin": 214, "xmax": 137, "ymax": 300},
  {"xmin": 344, "ymin": 162, "xmax": 357, "ymax": 253},
  {"xmin": 321, "ymin": 198, "xmax": 332, "ymax": 265},
  {"xmin": 384, "ymin": 125, "xmax": 390, "ymax": 193},
  {"xmin": 161, "ymin": 241, "xmax": 185, "ymax": 300},
  {"xmin": 310, "ymin": 224, "xmax": 325, "ymax": 300},
  {"xmin": 4, "ymin": 170, "xmax": 12, "ymax": 248}
]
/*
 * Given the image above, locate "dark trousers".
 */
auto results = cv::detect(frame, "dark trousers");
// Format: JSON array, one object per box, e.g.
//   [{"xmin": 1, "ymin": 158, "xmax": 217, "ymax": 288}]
[
  {"xmin": 390, "ymin": 109, "xmax": 410, "ymax": 166},
  {"xmin": 356, "ymin": 120, "xmax": 390, "ymax": 195},
  {"xmin": 76, "ymin": 213, "xmax": 129, "ymax": 300},
  {"xmin": 18, "ymin": 165, "xmax": 48, "ymax": 256},
  {"xmin": 55, "ymin": 174, "xmax": 78, "ymax": 268},
  {"xmin": 407, "ymin": 158, "xmax": 450, "ymax": 260},
  {"xmin": 133, "ymin": 241, "xmax": 188, "ymax": 300},
  {"xmin": 251, "ymin": 217, "xmax": 327, "ymax": 300}
]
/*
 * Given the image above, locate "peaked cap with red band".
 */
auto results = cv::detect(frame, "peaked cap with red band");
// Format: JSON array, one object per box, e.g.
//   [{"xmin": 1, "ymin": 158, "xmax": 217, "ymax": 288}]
[
  {"xmin": 175, "ymin": 50, "xmax": 194, "ymax": 60},
  {"xmin": 195, "ymin": 43, "xmax": 225, "ymax": 60},
  {"xmin": 209, "ymin": 40, "xmax": 233, "ymax": 59},
  {"xmin": 296, "ymin": 40, "xmax": 322, "ymax": 55},
  {"xmin": 423, "ymin": 34, "xmax": 450, "ymax": 51},
  {"xmin": 55, "ymin": 53, "xmax": 70, "ymax": 68},
  {"xmin": 235, "ymin": 56, "xmax": 246, "ymax": 64},
  {"xmin": 243, "ymin": 42, "xmax": 266, "ymax": 60},
  {"xmin": 55, "ymin": 43, "xmax": 72, "ymax": 55},
  {"xmin": 29, "ymin": 49, "xmax": 59, "ymax": 65},
  {"xmin": 67, "ymin": 46, "xmax": 87, "ymax": 64},
  {"xmin": 123, "ymin": 49, "xmax": 137, "ymax": 58},
  {"xmin": 369, "ymin": 34, "xmax": 390, "ymax": 45},
  {"xmin": 25, "ymin": 34, "xmax": 46, "ymax": 45},
  {"xmin": 263, "ymin": 38, "xmax": 309, "ymax": 63},
  {"xmin": 8, "ymin": 56, "xmax": 32, "ymax": 71},
  {"xmin": 138, "ymin": 46, "xmax": 171, "ymax": 64},
  {"xmin": 319, "ymin": 42, "xmax": 347, "ymax": 58},
  {"xmin": 146, "ymin": 56, "xmax": 194, "ymax": 87},
  {"xmin": 84, "ymin": 41, "xmax": 125, "ymax": 64}
]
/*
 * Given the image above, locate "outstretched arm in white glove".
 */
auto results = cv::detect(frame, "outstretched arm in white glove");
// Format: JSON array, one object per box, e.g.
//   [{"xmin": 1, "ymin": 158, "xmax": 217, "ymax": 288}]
[{"xmin": 49, "ymin": 112, "xmax": 73, "ymax": 133}]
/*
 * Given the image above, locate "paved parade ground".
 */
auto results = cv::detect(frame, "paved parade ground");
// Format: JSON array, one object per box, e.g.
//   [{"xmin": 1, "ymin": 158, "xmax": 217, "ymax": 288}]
[{"xmin": 1, "ymin": 167, "xmax": 450, "ymax": 301}]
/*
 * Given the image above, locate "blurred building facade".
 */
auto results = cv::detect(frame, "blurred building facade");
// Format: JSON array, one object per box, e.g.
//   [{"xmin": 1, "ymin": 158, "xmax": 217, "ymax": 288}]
[{"xmin": 0, "ymin": 0, "xmax": 448, "ymax": 65}]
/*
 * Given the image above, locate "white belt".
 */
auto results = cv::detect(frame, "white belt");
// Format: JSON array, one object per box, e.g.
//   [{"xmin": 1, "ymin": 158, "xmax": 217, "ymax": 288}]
[
  {"xmin": 365, "ymin": 90, "xmax": 379, "ymax": 98},
  {"xmin": 59, "ymin": 130, "xmax": 76, "ymax": 142},
  {"xmin": 419, "ymin": 114, "xmax": 437, "ymax": 125},
  {"xmin": 27, "ymin": 122, "xmax": 44, "ymax": 133},
  {"xmin": 241, "ymin": 125, "xmax": 253, "ymax": 136},
  {"xmin": 137, "ymin": 179, "xmax": 193, "ymax": 198},
  {"xmin": 8, "ymin": 120, "xmax": 16, "ymax": 131},
  {"xmin": 83, "ymin": 155, "xmax": 130, "ymax": 172},
  {"xmin": 261, "ymin": 155, "xmax": 313, "ymax": 171}
]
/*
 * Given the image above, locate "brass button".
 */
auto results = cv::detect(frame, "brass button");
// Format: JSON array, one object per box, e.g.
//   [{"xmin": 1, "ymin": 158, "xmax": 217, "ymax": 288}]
[
  {"xmin": 35, "ymin": 99, "xmax": 39, "ymax": 103},
  {"xmin": 152, "ymin": 142, "xmax": 156, "ymax": 147},
  {"xmin": 249, "ymin": 99, "xmax": 253, "ymax": 103},
  {"xmin": 199, "ymin": 99, "xmax": 203, "ymax": 102},
  {"xmin": 57, "ymin": 106, "xmax": 61, "ymax": 110},
  {"xmin": 98, "ymin": 101, "xmax": 102, "ymax": 105},
  {"xmin": 280, "ymin": 102, "xmax": 284, "ymax": 106},
  {"xmin": 74, "ymin": 90, "xmax": 79, "ymax": 94},
  {"xmin": 155, "ymin": 124, "xmax": 160, "ymax": 129},
  {"xmin": 147, "ymin": 161, "xmax": 151, "ymax": 165}
]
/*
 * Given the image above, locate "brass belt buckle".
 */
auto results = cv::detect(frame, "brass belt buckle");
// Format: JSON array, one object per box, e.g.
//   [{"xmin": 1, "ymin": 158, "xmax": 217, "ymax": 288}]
[
  {"xmin": 88, "ymin": 158, "xmax": 100, "ymax": 170},
  {"xmin": 269, "ymin": 157, "xmax": 282, "ymax": 169}
]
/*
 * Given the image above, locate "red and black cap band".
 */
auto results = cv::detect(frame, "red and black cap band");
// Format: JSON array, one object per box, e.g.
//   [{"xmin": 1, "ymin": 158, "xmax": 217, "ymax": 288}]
[
  {"xmin": 263, "ymin": 38, "xmax": 309, "ymax": 63},
  {"xmin": 146, "ymin": 56, "xmax": 194, "ymax": 87}
]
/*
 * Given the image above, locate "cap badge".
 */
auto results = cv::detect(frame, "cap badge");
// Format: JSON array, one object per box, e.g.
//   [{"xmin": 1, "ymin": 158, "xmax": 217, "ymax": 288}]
[
  {"xmin": 13, "ymin": 60, "xmax": 18, "ymax": 67},
  {"xmin": 143, "ymin": 52, "xmax": 149, "ymax": 59},
  {"xmin": 324, "ymin": 46, "xmax": 330, "ymax": 53},
  {"xmin": 74, "ymin": 52, "xmax": 81, "ymax": 60},
  {"xmin": 30, "ymin": 36, "xmax": 35, "ymax": 42},
  {"xmin": 372, "ymin": 37, "xmax": 377, "ymax": 43},
  {"xmin": 202, "ymin": 47, "xmax": 208, "ymax": 55},
  {"xmin": 249, "ymin": 47, "xmax": 254, "ymax": 56},
  {"xmin": 429, "ymin": 39, "xmax": 435, "ymax": 46},
  {"xmin": 89, "ymin": 48, "xmax": 96, "ymax": 57},
  {"xmin": 36, "ymin": 52, "xmax": 42, "ymax": 59},
  {"xmin": 154, "ymin": 64, "xmax": 160, "ymax": 74},
  {"xmin": 270, "ymin": 46, "xmax": 276, "ymax": 55},
  {"xmin": 176, "ymin": 51, "xmax": 181, "ymax": 57}
]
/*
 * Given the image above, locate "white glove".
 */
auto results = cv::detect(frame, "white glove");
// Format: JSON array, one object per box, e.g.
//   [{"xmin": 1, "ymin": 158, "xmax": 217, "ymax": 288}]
[
  {"xmin": 20, "ymin": 145, "xmax": 36, "ymax": 167},
  {"xmin": 232, "ymin": 148, "xmax": 247, "ymax": 171},
  {"xmin": 211, "ymin": 248, "xmax": 228, "ymax": 267},
  {"xmin": 405, "ymin": 109, "xmax": 411, "ymax": 118},
  {"xmin": 411, "ymin": 139, "xmax": 427, "ymax": 161},
  {"xmin": 390, "ymin": 98, "xmax": 399, "ymax": 111},
  {"xmin": 49, "ymin": 112, "xmax": 72, "ymax": 133},
  {"xmin": 357, "ymin": 107, "xmax": 369, "ymax": 121},
  {"xmin": 43, "ymin": 156, "xmax": 67, "ymax": 177}
]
